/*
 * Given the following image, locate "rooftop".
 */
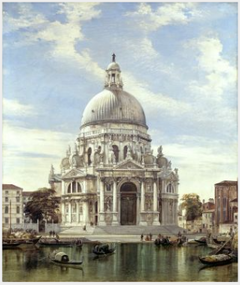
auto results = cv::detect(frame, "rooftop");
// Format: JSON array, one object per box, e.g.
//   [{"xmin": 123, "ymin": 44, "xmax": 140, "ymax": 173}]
[
  {"xmin": 2, "ymin": 184, "xmax": 23, "ymax": 190},
  {"xmin": 215, "ymin": 180, "xmax": 238, "ymax": 186}
]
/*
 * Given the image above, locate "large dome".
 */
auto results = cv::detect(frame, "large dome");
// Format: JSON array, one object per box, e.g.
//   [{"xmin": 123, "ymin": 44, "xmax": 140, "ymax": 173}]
[{"xmin": 81, "ymin": 88, "xmax": 147, "ymax": 128}]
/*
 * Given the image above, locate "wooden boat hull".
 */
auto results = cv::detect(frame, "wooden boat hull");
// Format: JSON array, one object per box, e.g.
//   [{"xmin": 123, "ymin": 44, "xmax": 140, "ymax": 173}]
[
  {"xmin": 195, "ymin": 239, "xmax": 207, "ymax": 244},
  {"xmin": 199, "ymin": 254, "xmax": 232, "ymax": 266},
  {"xmin": 3, "ymin": 242, "xmax": 21, "ymax": 249},
  {"xmin": 51, "ymin": 260, "xmax": 83, "ymax": 268}
]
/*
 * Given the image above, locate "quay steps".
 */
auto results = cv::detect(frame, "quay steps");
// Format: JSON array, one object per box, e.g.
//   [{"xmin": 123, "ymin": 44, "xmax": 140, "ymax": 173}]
[{"xmin": 60, "ymin": 225, "xmax": 184, "ymax": 237}]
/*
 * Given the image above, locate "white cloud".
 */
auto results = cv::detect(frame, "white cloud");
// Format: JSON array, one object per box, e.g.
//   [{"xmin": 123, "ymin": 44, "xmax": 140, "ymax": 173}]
[
  {"xmin": 2, "ymin": 120, "xmax": 76, "ymax": 190},
  {"xmin": 4, "ymin": 3, "xmax": 104, "ymax": 80},
  {"xmin": 151, "ymin": 134, "xmax": 237, "ymax": 200},
  {"xmin": 3, "ymin": 3, "xmax": 46, "ymax": 34},
  {"xmin": 186, "ymin": 36, "xmax": 237, "ymax": 100},
  {"xmin": 125, "ymin": 2, "xmax": 198, "ymax": 33},
  {"xmin": 3, "ymin": 98, "xmax": 35, "ymax": 116},
  {"xmin": 123, "ymin": 72, "xmax": 191, "ymax": 117}
]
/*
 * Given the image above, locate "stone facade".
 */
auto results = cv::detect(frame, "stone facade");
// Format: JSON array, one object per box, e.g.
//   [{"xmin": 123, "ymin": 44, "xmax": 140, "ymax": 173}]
[
  {"xmin": 49, "ymin": 55, "xmax": 179, "ymax": 227},
  {"xmin": 2, "ymin": 184, "xmax": 23, "ymax": 228}
]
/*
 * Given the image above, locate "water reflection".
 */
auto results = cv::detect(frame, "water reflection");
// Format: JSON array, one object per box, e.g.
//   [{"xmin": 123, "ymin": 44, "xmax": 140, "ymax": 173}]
[{"xmin": 2, "ymin": 243, "xmax": 238, "ymax": 282}]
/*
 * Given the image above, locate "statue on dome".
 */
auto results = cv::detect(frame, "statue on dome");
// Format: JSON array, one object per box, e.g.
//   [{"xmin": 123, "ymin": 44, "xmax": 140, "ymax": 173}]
[
  {"xmin": 157, "ymin": 145, "xmax": 163, "ymax": 157},
  {"xmin": 112, "ymin": 53, "xmax": 116, "ymax": 62}
]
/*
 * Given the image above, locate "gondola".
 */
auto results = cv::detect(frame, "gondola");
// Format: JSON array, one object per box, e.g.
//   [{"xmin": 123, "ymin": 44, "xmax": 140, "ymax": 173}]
[
  {"xmin": 39, "ymin": 238, "xmax": 73, "ymax": 247},
  {"xmin": 50, "ymin": 251, "xmax": 83, "ymax": 268},
  {"xmin": 93, "ymin": 244, "xmax": 116, "ymax": 256},
  {"xmin": 194, "ymin": 237, "xmax": 207, "ymax": 244},
  {"xmin": 3, "ymin": 242, "xmax": 21, "ymax": 249},
  {"xmin": 199, "ymin": 254, "xmax": 232, "ymax": 266}
]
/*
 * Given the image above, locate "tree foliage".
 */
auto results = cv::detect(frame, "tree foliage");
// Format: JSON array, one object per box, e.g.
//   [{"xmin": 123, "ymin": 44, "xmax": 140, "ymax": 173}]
[
  {"xmin": 181, "ymin": 193, "xmax": 202, "ymax": 221},
  {"xmin": 24, "ymin": 188, "xmax": 60, "ymax": 223}
]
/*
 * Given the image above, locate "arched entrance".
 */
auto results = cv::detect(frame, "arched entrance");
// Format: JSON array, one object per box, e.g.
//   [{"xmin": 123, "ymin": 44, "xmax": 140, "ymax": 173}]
[{"xmin": 120, "ymin": 182, "xmax": 137, "ymax": 225}]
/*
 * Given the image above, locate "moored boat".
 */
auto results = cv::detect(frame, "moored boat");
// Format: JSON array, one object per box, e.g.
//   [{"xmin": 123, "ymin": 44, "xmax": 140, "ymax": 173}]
[
  {"xmin": 194, "ymin": 237, "xmax": 207, "ymax": 244},
  {"xmin": 3, "ymin": 241, "xmax": 21, "ymax": 249},
  {"xmin": 93, "ymin": 244, "xmax": 116, "ymax": 256},
  {"xmin": 50, "ymin": 251, "xmax": 83, "ymax": 268},
  {"xmin": 199, "ymin": 254, "xmax": 232, "ymax": 266},
  {"xmin": 39, "ymin": 238, "xmax": 73, "ymax": 247}
]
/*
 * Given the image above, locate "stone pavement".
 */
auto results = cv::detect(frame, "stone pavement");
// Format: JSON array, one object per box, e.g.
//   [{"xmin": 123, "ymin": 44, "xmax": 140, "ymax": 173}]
[{"xmin": 57, "ymin": 225, "xmax": 204, "ymax": 243}]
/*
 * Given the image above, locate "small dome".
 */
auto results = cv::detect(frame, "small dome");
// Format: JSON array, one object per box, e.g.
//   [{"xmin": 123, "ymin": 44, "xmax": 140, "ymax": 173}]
[
  {"xmin": 81, "ymin": 88, "xmax": 147, "ymax": 128},
  {"xmin": 107, "ymin": 62, "xmax": 121, "ymax": 71}
]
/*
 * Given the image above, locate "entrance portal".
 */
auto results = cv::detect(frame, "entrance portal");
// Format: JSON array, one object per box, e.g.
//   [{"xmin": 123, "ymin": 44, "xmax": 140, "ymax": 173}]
[{"xmin": 120, "ymin": 183, "xmax": 137, "ymax": 225}]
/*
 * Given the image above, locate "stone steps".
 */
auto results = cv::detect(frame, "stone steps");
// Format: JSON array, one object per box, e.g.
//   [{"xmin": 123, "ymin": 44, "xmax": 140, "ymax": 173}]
[{"xmin": 60, "ymin": 225, "xmax": 184, "ymax": 236}]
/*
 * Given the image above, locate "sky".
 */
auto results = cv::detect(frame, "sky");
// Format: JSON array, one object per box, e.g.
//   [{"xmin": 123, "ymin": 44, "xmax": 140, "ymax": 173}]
[{"xmin": 2, "ymin": 2, "xmax": 238, "ymax": 201}]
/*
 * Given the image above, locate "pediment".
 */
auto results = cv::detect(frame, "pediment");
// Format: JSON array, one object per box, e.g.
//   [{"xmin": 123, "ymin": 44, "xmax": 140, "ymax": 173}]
[
  {"xmin": 159, "ymin": 169, "xmax": 177, "ymax": 180},
  {"xmin": 62, "ymin": 168, "xmax": 86, "ymax": 179},
  {"xmin": 115, "ymin": 159, "xmax": 144, "ymax": 170}
]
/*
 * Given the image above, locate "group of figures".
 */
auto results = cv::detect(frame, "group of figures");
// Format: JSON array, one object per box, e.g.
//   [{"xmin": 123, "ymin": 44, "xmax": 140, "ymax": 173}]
[{"xmin": 154, "ymin": 233, "xmax": 187, "ymax": 246}]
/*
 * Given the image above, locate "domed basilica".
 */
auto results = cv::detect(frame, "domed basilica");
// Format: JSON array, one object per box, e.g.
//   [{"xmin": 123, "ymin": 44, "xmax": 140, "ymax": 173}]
[{"xmin": 49, "ymin": 55, "xmax": 179, "ymax": 226}]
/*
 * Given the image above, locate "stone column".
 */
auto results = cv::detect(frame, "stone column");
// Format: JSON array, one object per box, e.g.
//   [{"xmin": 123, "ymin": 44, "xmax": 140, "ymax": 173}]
[
  {"xmin": 100, "ymin": 179, "xmax": 104, "ymax": 212},
  {"xmin": 153, "ymin": 181, "xmax": 157, "ymax": 211},
  {"xmin": 140, "ymin": 180, "xmax": 147, "ymax": 226},
  {"xmin": 76, "ymin": 200, "xmax": 79, "ymax": 223},
  {"xmin": 61, "ymin": 181, "xmax": 65, "ymax": 195},
  {"xmin": 99, "ymin": 179, "xmax": 106, "ymax": 226},
  {"xmin": 69, "ymin": 202, "xmax": 72, "ymax": 224},
  {"xmin": 61, "ymin": 202, "xmax": 65, "ymax": 224},
  {"xmin": 83, "ymin": 201, "xmax": 89, "ymax": 225},
  {"xmin": 113, "ymin": 180, "xmax": 117, "ymax": 212},
  {"xmin": 152, "ymin": 180, "xmax": 160, "ymax": 225},
  {"xmin": 112, "ymin": 179, "xmax": 119, "ymax": 225},
  {"xmin": 141, "ymin": 181, "xmax": 145, "ymax": 212}
]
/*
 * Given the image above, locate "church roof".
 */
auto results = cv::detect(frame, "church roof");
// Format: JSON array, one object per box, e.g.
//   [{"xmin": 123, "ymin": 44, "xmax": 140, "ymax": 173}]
[
  {"xmin": 81, "ymin": 88, "xmax": 147, "ymax": 128},
  {"xmin": 81, "ymin": 55, "xmax": 147, "ymax": 129}
]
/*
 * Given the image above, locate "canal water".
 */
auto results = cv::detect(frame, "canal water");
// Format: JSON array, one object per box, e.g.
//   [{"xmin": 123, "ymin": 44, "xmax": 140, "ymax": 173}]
[{"xmin": 2, "ymin": 243, "xmax": 238, "ymax": 282}]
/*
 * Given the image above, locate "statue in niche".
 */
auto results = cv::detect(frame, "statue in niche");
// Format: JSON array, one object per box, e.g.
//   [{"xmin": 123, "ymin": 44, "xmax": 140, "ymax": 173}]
[
  {"xmin": 134, "ymin": 145, "xmax": 142, "ymax": 163},
  {"xmin": 94, "ymin": 146, "xmax": 101, "ymax": 165},
  {"xmin": 109, "ymin": 148, "xmax": 116, "ymax": 164},
  {"xmin": 105, "ymin": 197, "xmax": 112, "ymax": 212},
  {"xmin": 145, "ymin": 198, "xmax": 152, "ymax": 211}
]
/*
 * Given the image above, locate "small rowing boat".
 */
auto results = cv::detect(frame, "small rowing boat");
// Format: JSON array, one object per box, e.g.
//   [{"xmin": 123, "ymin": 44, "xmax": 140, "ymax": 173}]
[
  {"xmin": 93, "ymin": 244, "xmax": 116, "ymax": 256},
  {"xmin": 50, "ymin": 251, "xmax": 83, "ymax": 268},
  {"xmin": 199, "ymin": 254, "xmax": 232, "ymax": 266}
]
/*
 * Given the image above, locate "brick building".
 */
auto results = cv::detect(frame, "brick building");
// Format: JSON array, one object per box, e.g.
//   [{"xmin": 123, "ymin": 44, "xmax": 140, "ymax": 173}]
[{"xmin": 215, "ymin": 180, "xmax": 238, "ymax": 233}]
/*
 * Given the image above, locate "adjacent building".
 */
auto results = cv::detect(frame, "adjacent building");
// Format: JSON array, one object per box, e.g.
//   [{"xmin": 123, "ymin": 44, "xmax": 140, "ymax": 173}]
[
  {"xmin": 2, "ymin": 184, "xmax": 23, "ymax": 228},
  {"xmin": 49, "ymin": 55, "xmax": 179, "ymax": 227},
  {"xmin": 202, "ymin": 198, "xmax": 215, "ymax": 233},
  {"xmin": 215, "ymin": 180, "xmax": 238, "ymax": 233}
]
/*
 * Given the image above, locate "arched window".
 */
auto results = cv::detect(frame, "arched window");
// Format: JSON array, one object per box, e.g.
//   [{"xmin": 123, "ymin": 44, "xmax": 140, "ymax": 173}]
[
  {"xmin": 166, "ymin": 183, "xmax": 174, "ymax": 193},
  {"xmin": 17, "ymin": 206, "xmax": 20, "ymax": 214},
  {"xmin": 112, "ymin": 145, "xmax": 119, "ymax": 163},
  {"xmin": 111, "ymin": 73, "xmax": 115, "ymax": 83},
  {"xmin": 123, "ymin": 145, "xmax": 128, "ymax": 159},
  {"xmin": 88, "ymin": 148, "xmax": 92, "ymax": 166},
  {"xmin": 5, "ymin": 206, "xmax": 8, "ymax": 214},
  {"xmin": 67, "ymin": 182, "xmax": 81, "ymax": 194}
]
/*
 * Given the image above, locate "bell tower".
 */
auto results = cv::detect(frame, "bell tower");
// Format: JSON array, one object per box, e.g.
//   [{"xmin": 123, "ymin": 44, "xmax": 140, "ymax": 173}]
[{"xmin": 104, "ymin": 53, "xmax": 123, "ymax": 89}]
